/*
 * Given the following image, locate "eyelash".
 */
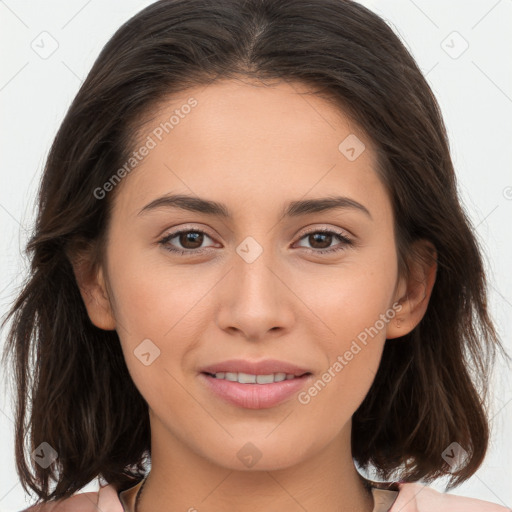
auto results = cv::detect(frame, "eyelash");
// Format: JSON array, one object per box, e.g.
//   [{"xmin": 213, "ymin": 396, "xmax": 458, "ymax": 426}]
[{"xmin": 157, "ymin": 227, "xmax": 353, "ymax": 256}]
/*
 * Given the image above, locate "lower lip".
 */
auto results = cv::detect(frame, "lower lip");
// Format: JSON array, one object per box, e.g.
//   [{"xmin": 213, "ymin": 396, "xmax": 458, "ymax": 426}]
[{"xmin": 199, "ymin": 373, "xmax": 312, "ymax": 409}]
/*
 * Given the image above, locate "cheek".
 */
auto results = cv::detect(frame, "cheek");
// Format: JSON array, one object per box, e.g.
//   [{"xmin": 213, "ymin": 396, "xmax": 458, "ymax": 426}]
[
  {"xmin": 105, "ymin": 244, "xmax": 220, "ymax": 389},
  {"xmin": 310, "ymin": 249, "xmax": 398, "ymax": 344},
  {"xmin": 300, "ymin": 285, "xmax": 390, "ymax": 429},
  {"xmin": 105, "ymin": 252, "xmax": 201, "ymax": 400},
  {"xmin": 107, "ymin": 243, "xmax": 210, "ymax": 336},
  {"xmin": 304, "ymin": 246, "xmax": 397, "ymax": 401}
]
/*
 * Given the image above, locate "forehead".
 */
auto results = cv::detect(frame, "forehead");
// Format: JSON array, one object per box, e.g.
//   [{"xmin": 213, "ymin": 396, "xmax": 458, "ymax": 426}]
[{"xmin": 112, "ymin": 78, "xmax": 389, "ymax": 221}]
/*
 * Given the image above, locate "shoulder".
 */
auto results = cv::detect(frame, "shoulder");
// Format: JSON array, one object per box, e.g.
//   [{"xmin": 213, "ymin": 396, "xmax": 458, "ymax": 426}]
[
  {"xmin": 390, "ymin": 482, "xmax": 511, "ymax": 512},
  {"xmin": 21, "ymin": 491, "xmax": 100, "ymax": 511},
  {"xmin": 21, "ymin": 483, "xmax": 124, "ymax": 512}
]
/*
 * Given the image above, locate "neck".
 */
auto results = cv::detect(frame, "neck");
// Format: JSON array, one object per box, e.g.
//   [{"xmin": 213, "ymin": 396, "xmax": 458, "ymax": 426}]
[{"xmin": 138, "ymin": 415, "xmax": 374, "ymax": 512}]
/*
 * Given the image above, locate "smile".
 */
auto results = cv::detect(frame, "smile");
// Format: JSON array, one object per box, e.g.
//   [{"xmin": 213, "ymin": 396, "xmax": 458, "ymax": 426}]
[
  {"xmin": 205, "ymin": 371, "xmax": 305, "ymax": 384},
  {"xmin": 199, "ymin": 372, "xmax": 313, "ymax": 409}
]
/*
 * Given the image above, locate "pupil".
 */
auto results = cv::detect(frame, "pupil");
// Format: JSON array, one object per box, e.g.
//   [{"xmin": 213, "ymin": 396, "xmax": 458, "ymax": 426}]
[
  {"xmin": 181, "ymin": 232, "xmax": 202, "ymax": 249},
  {"xmin": 311, "ymin": 233, "xmax": 331, "ymax": 249}
]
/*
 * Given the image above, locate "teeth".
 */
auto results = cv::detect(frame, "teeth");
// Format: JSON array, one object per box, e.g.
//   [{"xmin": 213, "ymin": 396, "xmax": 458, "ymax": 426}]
[
  {"xmin": 256, "ymin": 374, "xmax": 274, "ymax": 384},
  {"xmin": 210, "ymin": 371, "xmax": 298, "ymax": 384}
]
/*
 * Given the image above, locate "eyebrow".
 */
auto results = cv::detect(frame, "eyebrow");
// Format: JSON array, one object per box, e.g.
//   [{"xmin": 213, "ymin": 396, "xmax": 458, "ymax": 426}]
[{"xmin": 137, "ymin": 194, "xmax": 372, "ymax": 220}]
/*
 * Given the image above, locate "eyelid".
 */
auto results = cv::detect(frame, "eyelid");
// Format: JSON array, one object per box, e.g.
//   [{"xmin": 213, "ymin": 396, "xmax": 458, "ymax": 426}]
[
  {"xmin": 158, "ymin": 223, "xmax": 355, "ymax": 255},
  {"xmin": 158, "ymin": 223, "xmax": 217, "ymax": 240},
  {"xmin": 159, "ymin": 223, "xmax": 353, "ymax": 241},
  {"xmin": 295, "ymin": 224, "xmax": 354, "ymax": 240},
  {"xmin": 158, "ymin": 224, "xmax": 218, "ymax": 247},
  {"xmin": 292, "ymin": 226, "xmax": 354, "ymax": 254}
]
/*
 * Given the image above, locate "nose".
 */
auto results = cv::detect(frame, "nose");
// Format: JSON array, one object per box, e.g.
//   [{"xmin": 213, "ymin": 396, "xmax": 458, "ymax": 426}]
[{"xmin": 215, "ymin": 239, "xmax": 295, "ymax": 341}]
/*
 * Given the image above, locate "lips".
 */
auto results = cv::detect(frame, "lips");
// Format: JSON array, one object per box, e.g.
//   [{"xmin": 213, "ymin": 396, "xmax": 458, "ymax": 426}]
[
  {"xmin": 199, "ymin": 358, "xmax": 311, "ymax": 377},
  {"xmin": 198, "ymin": 358, "xmax": 313, "ymax": 409}
]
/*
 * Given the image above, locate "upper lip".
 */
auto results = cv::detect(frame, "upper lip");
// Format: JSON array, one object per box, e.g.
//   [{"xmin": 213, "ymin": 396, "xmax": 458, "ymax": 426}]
[{"xmin": 200, "ymin": 359, "xmax": 312, "ymax": 377}]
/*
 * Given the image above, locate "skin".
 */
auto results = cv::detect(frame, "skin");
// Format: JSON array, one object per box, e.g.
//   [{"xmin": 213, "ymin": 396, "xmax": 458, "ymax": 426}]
[{"xmin": 75, "ymin": 78, "xmax": 437, "ymax": 512}]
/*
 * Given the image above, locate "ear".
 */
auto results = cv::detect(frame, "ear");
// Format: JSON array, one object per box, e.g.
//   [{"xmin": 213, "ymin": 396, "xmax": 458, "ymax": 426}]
[
  {"xmin": 386, "ymin": 240, "xmax": 437, "ymax": 339},
  {"xmin": 69, "ymin": 248, "xmax": 116, "ymax": 331}
]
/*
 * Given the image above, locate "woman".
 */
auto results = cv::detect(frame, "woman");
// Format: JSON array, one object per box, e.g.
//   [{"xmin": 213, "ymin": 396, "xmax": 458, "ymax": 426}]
[{"xmin": 2, "ymin": 0, "xmax": 510, "ymax": 511}]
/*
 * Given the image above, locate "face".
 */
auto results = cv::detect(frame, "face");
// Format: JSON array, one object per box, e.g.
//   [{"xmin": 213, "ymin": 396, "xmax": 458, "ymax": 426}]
[{"xmin": 90, "ymin": 79, "xmax": 409, "ymax": 471}]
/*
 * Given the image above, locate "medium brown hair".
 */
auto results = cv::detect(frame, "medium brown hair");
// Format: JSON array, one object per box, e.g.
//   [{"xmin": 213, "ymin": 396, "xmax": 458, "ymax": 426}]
[{"xmin": 1, "ymin": 0, "xmax": 509, "ymax": 505}]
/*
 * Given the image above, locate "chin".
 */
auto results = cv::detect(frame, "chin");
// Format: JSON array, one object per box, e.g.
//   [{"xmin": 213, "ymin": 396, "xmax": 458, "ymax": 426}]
[{"xmin": 199, "ymin": 434, "xmax": 316, "ymax": 472}]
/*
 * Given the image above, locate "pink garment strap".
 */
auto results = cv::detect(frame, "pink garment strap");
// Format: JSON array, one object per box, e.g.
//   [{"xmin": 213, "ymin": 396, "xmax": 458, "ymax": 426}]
[
  {"xmin": 97, "ymin": 483, "xmax": 125, "ymax": 512},
  {"xmin": 390, "ymin": 482, "xmax": 511, "ymax": 512}
]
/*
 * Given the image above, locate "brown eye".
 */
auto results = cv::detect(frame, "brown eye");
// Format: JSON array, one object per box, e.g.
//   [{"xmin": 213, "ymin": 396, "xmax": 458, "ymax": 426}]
[
  {"xmin": 295, "ymin": 229, "xmax": 353, "ymax": 255},
  {"xmin": 177, "ymin": 231, "xmax": 204, "ymax": 249},
  {"xmin": 158, "ymin": 229, "xmax": 215, "ymax": 255},
  {"xmin": 308, "ymin": 232, "xmax": 334, "ymax": 250}
]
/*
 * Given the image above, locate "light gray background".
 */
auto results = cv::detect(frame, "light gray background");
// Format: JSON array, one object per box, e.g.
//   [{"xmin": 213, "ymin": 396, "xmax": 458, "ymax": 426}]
[{"xmin": 1, "ymin": 1, "xmax": 511, "ymax": 510}]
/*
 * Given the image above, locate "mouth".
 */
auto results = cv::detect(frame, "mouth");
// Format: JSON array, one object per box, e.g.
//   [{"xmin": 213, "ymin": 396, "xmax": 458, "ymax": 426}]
[
  {"xmin": 198, "ymin": 371, "xmax": 313, "ymax": 409},
  {"xmin": 202, "ymin": 371, "xmax": 311, "ymax": 384}
]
